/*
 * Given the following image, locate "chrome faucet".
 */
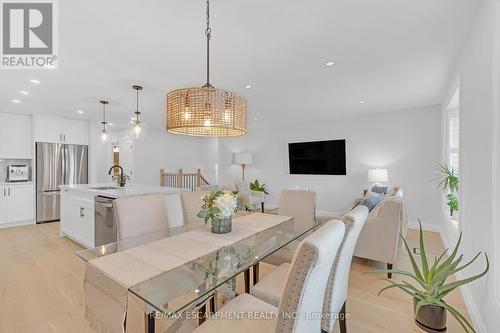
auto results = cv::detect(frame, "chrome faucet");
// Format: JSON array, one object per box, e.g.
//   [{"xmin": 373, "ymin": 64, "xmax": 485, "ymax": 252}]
[{"xmin": 108, "ymin": 165, "xmax": 125, "ymax": 187}]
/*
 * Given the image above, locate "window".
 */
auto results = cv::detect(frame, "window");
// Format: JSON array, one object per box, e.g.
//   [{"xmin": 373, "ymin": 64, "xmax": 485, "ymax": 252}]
[
  {"xmin": 444, "ymin": 88, "xmax": 459, "ymax": 223},
  {"xmin": 447, "ymin": 108, "xmax": 459, "ymax": 172}
]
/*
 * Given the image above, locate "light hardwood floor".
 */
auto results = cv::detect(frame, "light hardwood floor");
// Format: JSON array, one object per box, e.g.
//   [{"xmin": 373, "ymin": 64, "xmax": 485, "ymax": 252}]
[{"xmin": 0, "ymin": 222, "xmax": 471, "ymax": 333}]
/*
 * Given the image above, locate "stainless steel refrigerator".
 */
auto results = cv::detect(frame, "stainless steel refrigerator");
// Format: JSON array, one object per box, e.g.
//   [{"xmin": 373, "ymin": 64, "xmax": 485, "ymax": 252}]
[{"xmin": 36, "ymin": 142, "xmax": 88, "ymax": 223}]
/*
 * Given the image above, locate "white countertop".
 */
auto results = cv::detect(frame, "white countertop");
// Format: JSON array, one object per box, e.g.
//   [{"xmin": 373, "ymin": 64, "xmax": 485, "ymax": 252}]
[
  {"xmin": 59, "ymin": 183, "xmax": 183, "ymax": 198},
  {"xmin": 0, "ymin": 181, "xmax": 33, "ymax": 186}
]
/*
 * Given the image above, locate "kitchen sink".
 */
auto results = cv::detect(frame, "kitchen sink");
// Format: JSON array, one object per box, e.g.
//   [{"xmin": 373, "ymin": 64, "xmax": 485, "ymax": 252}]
[{"xmin": 89, "ymin": 186, "xmax": 121, "ymax": 190}]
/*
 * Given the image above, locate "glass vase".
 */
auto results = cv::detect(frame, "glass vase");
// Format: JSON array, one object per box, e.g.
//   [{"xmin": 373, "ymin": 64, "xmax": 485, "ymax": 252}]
[{"xmin": 211, "ymin": 216, "xmax": 232, "ymax": 234}]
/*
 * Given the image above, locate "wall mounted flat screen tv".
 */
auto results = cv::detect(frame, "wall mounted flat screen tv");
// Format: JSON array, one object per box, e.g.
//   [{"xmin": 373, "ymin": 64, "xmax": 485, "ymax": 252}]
[{"xmin": 288, "ymin": 140, "xmax": 346, "ymax": 175}]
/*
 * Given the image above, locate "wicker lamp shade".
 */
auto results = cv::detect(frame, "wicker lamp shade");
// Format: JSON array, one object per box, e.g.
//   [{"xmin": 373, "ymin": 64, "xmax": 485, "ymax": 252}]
[
  {"xmin": 166, "ymin": 0, "xmax": 247, "ymax": 137},
  {"xmin": 167, "ymin": 86, "xmax": 247, "ymax": 137}
]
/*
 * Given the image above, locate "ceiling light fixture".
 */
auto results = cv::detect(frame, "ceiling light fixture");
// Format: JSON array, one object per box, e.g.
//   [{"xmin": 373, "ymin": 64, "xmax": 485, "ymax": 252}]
[
  {"xmin": 100, "ymin": 100, "xmax": 109, "ymax": 142},
  {"xmin": 12, "ymin": 99, "xmax": 21, "ymax": 103},
  {"xmin": 244, "ymin": 85, "xmax": 252, "ymax": 89},
  {"xmin": 77, "ymin": 110, "xmax": 84, "ymax": 114},
  {"xmin": 132, "ymin": 85, "xmax": 143, "ymax": 139},
  {"xmin": 325, "ymin": 61, "xmax": 335, "ymax": 67},
  {"xmin": 20, "ymin": 91, "xmax": 29, "ymax": 95},
  {"xmin": 359, "ymin": 100, "xmax": 366, "ymax": 104},
  {"xmin": 167, "ymin": 0, "xmax": 247, "ymax": 137},
  {"xmin": 30, "ymin": 79, "xmax": 40, "ymax": 84}
]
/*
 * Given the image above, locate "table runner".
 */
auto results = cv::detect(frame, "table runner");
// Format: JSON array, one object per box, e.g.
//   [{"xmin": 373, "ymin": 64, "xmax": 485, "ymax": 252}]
[{"xmin": 84, "ymin": 213, "xmax": 292, "ymax": 333}]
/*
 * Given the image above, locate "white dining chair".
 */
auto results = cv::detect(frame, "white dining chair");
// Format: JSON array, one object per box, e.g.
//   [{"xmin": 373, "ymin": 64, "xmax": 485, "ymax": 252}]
[
  {"xmin": 250, "ymin": 205, "xmax": 369, "ymax": 333},
  {"xmin": 192, "ymin": 219, "xmax": 346, "ymax": 333},
  {"xmin": 263, "ymin": 190, "xmax": 316, "ymax": 266},
  {"xmin": 113, "ymin": 194, "xmax": 168, "ymax": 240},
  {"xmin": 179, "ymin": 190, "xmax": 210, "ymax": 224}
]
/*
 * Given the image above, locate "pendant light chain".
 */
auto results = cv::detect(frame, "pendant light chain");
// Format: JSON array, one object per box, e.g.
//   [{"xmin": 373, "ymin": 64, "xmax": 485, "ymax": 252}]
[
  {"xmin": 100, "ymin": 100, "xmax": 108, "ymax": 127},
  {"xmin": 133, "ymin": 85, "xmax": 143, "ymax": 125},
  {"xmin": 135, "ymin": 87, "xmax": 140, "ymax": 123},
  {"xmin": 204, "ymin": 0, "xmax": 212, "ymax": 87},
  {"xmin": 102, "ymin": 103, "xmax": 106, "ymax": 124}
]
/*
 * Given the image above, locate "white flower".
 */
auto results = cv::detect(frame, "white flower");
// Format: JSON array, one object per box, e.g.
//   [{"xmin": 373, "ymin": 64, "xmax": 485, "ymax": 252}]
[{"xmin": 214, "ymin": 192, "xmax": 238, "ymax": 218}]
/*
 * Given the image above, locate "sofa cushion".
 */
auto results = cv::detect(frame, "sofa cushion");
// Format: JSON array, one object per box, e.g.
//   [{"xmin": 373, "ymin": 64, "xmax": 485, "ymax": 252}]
[
  {"xmin": 360, "ymin": 191, "xmax": 384, "ymax": 211},
  {"xmin": 371, "ymin": 185, "xmax": 388, "ymax": 195}
]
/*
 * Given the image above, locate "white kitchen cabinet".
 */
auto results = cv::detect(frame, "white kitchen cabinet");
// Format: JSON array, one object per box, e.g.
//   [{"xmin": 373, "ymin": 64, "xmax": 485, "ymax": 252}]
[
  {"xmin": 61, "ymin": 191, "xmax": 95, "ymax": 248},
  {"xmin": 0, "ymin": 186, "xmax": 7, "ymax": 224},
  {"xmin": 7, "ymin": 184, "xmax": 34, "ymax": 223},
  {"xmin": 62, "ymin": 119, "xmax": 88, "ymax": 145},
  {"xmin": 34, "ymin": 115, "xmax": 88, "ymax": 145},
  {"xmin": 0, "ymin": 184, "xmax": 34, "ymax": 227},
  {"xmin": 71, "ymin": 197, "xmax": 95, "ymax": 248},
  {"xmin": 0, "ymin": 113, "xmax": 32, "ymax": 159},
  {"xmin": 60, "ymin": 189, "xmax": 73, "ymax": 237},
  {"xmin": 33, "ymin": 115, "xmax": 62, "ymax": 143}
]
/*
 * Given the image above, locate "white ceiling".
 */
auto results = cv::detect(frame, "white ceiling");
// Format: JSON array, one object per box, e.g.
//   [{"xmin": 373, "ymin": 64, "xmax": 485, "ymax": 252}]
[{"xmin": 0, "ymin": 0, "xmax": 481, "ymax": 129}]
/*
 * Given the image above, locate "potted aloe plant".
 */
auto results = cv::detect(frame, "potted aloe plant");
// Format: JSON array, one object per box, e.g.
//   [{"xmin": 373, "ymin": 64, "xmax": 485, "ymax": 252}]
[{"xmin": 367, "ymin": 221, "xmax": 488, "ymax": 332}]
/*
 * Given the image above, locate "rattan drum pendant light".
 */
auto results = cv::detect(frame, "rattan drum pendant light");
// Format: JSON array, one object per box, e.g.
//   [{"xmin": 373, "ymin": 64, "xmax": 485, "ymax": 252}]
[{"xmin": 167, "ymin": 0, "xmax": 247, "ymax": 137}]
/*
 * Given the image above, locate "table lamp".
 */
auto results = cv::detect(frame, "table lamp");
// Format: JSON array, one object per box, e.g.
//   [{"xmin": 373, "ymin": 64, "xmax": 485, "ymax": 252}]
[
  {"xmin": 234, "ymin": 152, "xmax": 252, "ymax": 181},
  {"xmin": 368, "ymin": 168, "xmax": 388, "ymax": 184}
]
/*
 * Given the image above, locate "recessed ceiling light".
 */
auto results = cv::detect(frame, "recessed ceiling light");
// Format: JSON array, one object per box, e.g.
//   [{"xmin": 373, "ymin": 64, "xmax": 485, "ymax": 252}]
[
  {"xmin": 77, "ymin": 110, "xmax": 84, "ymax": 114},
  {"xmin": 20, "ymin": 90, "xmax": 29, "ymax": 95},
  {"xmin": 324, "ymin": 61, "xmax": 335, "ymax": 67},
  {"xmin": 253, "ymin": 117, "xmax": 258, "ymax": 121},
  {"xmin": 359, "ymin": 100, "xmax": 366, "ymax": 104},
  {"xmin": 29, "ymin": 79, "xmax": 40, "ymax": 84},
  {"xmin": 12, "ymin": 99, "xmax": 21, "ymax": 103},
  {"xmin": 244, "ymin": 84, "xmax": 252, "ymax": 89},
  {"xmin": 109, "ymin": 122, "xmax": 114, "ymax": 126}
]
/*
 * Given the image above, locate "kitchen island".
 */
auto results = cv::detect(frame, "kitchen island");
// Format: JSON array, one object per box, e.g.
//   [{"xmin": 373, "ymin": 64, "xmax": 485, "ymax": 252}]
[{"xmin": 59, "ymin": 183, "xmax": 184, "ymax": 248}]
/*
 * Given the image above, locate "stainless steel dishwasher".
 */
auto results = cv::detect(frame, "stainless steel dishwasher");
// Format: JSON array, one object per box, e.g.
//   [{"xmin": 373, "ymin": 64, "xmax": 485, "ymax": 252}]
[{"xmin": 94, "ymin": 195, "xmax": 117, "ymax": 246}]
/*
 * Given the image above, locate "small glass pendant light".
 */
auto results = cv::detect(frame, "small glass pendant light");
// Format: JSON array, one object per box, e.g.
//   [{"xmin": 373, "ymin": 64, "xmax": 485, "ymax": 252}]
[
  {"xmin": 100, "ymin": 100, "xmax": 109, "ymax": 142},
  {"xmin": 132, "ymin": 85, "xmax": 143, "ymax": 139}
]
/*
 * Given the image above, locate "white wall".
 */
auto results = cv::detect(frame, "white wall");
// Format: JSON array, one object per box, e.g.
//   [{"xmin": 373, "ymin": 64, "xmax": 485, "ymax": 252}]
[
  {"xmin": 217, "ymin": 106, "xmax": 442, "ymax": 224},
  {"xmin": 89, "ymin": 126, "xmax": 218, "ymax": 186},
  {"xmin": 443, "ymin": 0, "xmax": 500, "ymax": 331}
]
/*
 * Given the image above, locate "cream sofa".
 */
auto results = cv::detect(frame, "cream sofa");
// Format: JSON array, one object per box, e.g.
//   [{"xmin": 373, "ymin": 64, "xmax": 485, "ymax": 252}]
[{"xmin": 351, "ymin": 187, "xmax": 408, "ymax": 277}]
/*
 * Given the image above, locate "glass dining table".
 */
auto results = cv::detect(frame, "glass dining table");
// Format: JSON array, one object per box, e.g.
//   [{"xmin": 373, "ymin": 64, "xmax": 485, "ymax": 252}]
[{"xmin": 76, "ymin": 213, "xmax": 317, "ymax": 333}]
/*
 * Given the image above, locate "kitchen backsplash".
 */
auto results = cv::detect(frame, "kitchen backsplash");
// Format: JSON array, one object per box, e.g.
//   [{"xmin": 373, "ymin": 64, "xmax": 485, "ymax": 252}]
[{"xmin": 0, "ymin": 159, "xmax": 32, "ymax": 183}]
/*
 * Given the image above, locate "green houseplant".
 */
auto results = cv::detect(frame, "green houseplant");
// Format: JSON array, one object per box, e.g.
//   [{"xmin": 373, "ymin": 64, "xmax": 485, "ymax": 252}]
[
  {"xmin": 435, "ymin": 163, "xmax": 459, "ymax": 216},
  {"xmin": 249, "ymin": 179, "xmax": 269, "ymax": 194},
  {"xmin": 366, "ymin": 221, "xmax": 489, "ymax": 332},
  {"xmin": 112, "ymin": 173, "xmax": 130, "ymax": 187}
]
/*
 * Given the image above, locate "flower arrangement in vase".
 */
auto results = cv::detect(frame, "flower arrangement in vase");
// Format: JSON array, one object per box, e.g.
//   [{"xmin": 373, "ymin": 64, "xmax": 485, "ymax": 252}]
[{"xmin": 197, "ymin": 190, "xmax": 240, "ymax": 234}]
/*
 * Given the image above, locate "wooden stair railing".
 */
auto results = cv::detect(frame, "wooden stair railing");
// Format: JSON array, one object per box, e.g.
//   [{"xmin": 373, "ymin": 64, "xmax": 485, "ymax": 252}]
[{"xmin": 160, "ymin": 168, "xmax": 210, "ymax": 191}]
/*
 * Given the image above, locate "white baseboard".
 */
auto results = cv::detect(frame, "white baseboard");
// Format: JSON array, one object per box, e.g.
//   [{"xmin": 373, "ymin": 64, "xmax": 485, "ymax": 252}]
[
  {"xmin": 408, "ymin": 220, "xmax": 442, "ymax": 233},
  {"xmin": 454, "ymin": 270, "xmax": 487, "ymax": 333},
  {"xmin": 0, "ymin": 220, "xmax": 34, "ymax": 229}
]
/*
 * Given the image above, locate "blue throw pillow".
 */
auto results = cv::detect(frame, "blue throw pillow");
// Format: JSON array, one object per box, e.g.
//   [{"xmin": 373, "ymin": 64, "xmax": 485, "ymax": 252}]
[
  {"xmin": 371, "ymin": 185, "xmax": 388, "ymax": 195},
  {"xmin": 360, "ymin": 192, "xmax": 385, "ymax": 211}
]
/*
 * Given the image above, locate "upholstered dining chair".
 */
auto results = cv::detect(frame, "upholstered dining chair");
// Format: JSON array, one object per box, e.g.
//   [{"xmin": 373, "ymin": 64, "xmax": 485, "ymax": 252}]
[
  {"xmin": 113, "ymin": 194, "xmax": 168, "ymax": 241},
  {"xmin": 179, "ymin": 190, "xmax": 210, "ymax": 224},
  {"xmin": 192, "ymin": 220, "xmax": 345, "ymax": 333},
  {"xmin": 250, "ymin": 205, "xmax": 369, "ymax": 333},
  {"xmin": 262, "ymin": 190, "xmax": 316, "ymax": 266}
]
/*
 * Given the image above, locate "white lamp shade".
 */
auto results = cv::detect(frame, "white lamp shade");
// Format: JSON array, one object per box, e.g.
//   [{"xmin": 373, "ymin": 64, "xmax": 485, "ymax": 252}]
[
  {"xmin": 234, "ymin": 152, "xmax": 252, "ymax": 165},
  {"xmin": 368, "ymin": 168, "xmax": 388, "ymax": 183}
]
